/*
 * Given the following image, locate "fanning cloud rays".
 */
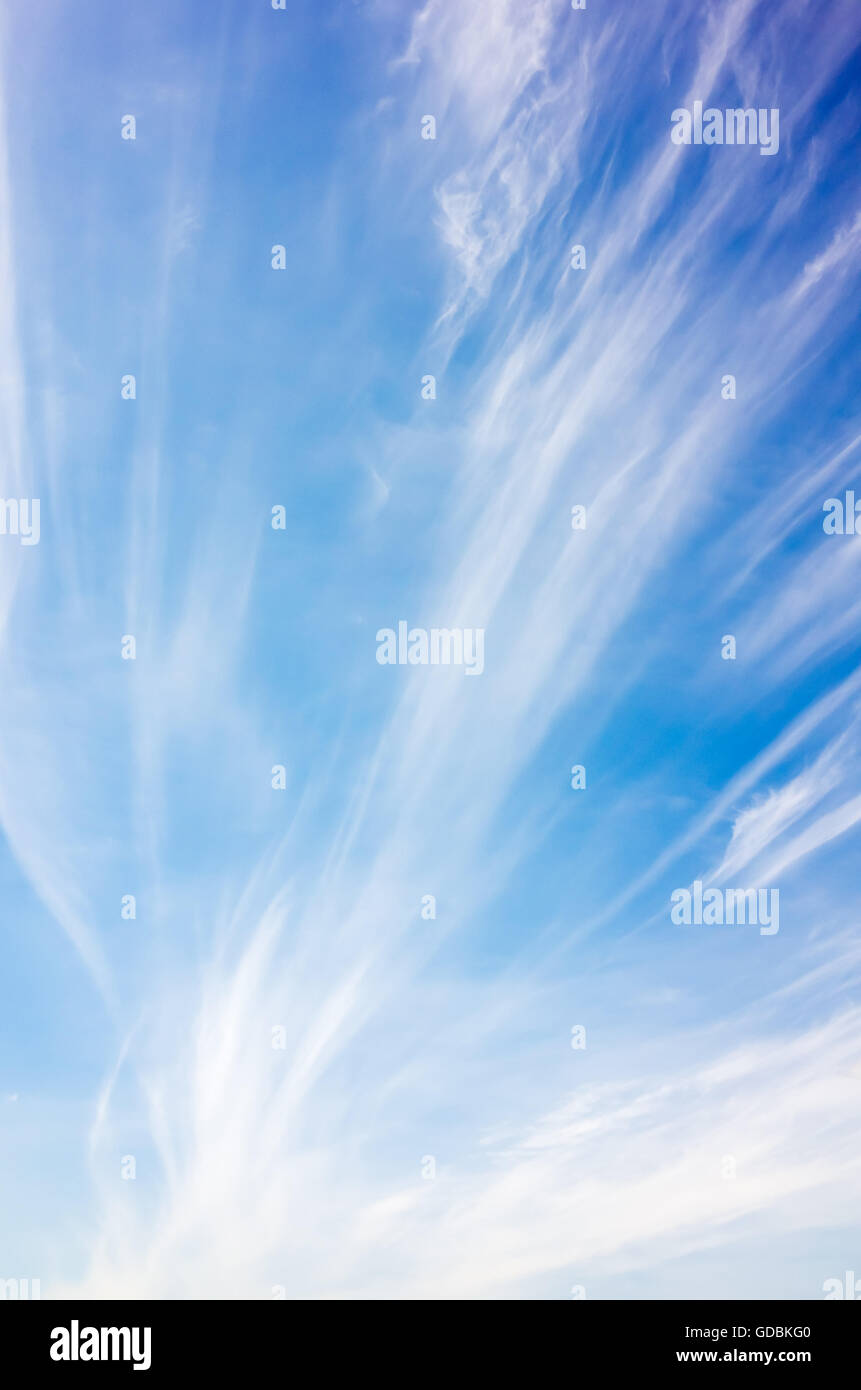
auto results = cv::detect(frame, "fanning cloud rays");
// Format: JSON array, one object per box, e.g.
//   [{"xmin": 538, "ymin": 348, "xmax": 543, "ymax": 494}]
[{"xmin": 0, "ymin": 0, "xmax": 859, "ymax": 1300}]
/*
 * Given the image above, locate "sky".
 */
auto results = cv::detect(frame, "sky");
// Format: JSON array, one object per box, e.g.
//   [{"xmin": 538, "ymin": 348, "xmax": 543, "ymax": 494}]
[{"xmin": 0, "ymin": 0, "xmax": 860, "ymax": 1300}]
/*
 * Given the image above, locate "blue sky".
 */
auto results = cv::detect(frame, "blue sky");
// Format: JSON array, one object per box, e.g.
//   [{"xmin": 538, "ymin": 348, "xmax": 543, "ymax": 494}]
[{"xmin": 1, "ymin": 0, "xmax": 860, "ymax": 1299}]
